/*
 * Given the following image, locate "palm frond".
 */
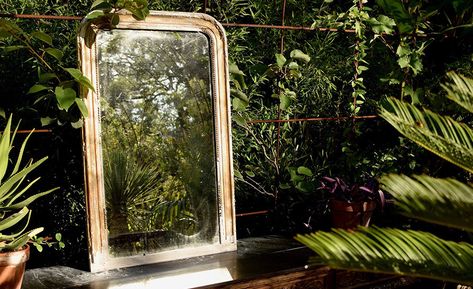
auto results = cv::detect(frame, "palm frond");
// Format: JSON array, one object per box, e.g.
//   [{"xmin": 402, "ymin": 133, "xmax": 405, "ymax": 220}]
[
  {"xmin": 381, "ymin": 174, "xmax": 473, "ymax": 232},
  {"xmin": 295, "ymin": 227, "xmax": 473, "ymax": 285},
  {"xmin": 441, "ymin": 72, "xmax": 473, "ymax": 113},
  {"xmin": 379, "ymin": 97, "xmax": 473, "ymax": 173}
]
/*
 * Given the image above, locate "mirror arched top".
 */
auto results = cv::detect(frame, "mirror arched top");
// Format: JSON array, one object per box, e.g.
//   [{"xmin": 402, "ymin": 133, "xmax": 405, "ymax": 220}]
[{"xmin": 79, "ymin": 11, "xmax": 235, "ymax": 272}]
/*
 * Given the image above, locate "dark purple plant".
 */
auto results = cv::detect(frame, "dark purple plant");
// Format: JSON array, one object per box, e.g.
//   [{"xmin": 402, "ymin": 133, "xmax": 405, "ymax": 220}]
[{"xmin": 319, "ymin": 177, "xmax": 385, "ymax": 210}]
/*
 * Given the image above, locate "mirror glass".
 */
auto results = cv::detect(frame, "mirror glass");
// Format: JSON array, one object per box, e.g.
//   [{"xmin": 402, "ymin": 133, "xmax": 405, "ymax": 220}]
[{"xmin": 96, "ymin": 29, "xmax": 219, "ymax": 257}]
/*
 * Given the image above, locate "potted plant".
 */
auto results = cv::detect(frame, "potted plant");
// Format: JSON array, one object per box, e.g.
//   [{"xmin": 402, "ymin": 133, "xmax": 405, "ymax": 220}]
[
  {"xmin": 319, "ymin": 177, "xmax": 384, "ymax": 229},
  {"xmin": 0, "ymin": 115, "xmax": 60, "ymax": 289}
]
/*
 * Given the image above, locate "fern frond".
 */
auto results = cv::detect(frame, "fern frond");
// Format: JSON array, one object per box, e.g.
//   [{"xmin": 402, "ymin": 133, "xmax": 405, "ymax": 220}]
[
  {"xmin": 295, "ymin": 227, "xmax": 473, "ymax": 285},
  {"xmin": 379, "ymin": 97, "xmax": 473, "ymax": 173},
  {"xmin": 441, "ymin": 72, "xmax": 473, "ymax": 113},
  {"xmin": 381, "ymin": 174, "xmax": 473, "ymax": 232}
]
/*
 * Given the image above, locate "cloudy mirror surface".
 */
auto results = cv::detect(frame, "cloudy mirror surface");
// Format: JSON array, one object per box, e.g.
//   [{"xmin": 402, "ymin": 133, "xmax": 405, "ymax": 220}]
[{"xmin": 96, "ymin": 29, "xmax": 218, "ymax": 257}]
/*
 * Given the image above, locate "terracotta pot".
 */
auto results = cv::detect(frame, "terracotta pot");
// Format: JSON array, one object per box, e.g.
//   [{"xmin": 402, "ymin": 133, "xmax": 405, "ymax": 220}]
[
  {"xmin": 330, "ymin": 199, "xmax": 376, "ymax": 229},
  {"xmin": 0, "ymin": 245, "xmax": 30, "ymax": 289}
]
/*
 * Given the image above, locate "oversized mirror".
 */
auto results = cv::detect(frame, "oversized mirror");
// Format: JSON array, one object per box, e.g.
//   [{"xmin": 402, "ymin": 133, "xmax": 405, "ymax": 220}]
[{"xmin": 79, "ymin": 12, "xmax": 235, "ymax": 272}]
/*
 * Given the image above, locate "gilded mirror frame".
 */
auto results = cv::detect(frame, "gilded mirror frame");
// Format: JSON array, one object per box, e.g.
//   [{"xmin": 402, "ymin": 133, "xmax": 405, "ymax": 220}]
[{"xmin": 79, "ymin": 11, "xmax": 236, "ymax": 272}]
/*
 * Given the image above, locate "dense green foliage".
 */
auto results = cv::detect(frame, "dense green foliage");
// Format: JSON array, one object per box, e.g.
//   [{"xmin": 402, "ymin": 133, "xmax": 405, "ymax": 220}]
[
  {"xmin": 296, "ymin": 73, "xmax": 473, "ymax": 285},
  {"xmin": 0, "ymin": 0, "xmax": 472, "ymax": 269}
]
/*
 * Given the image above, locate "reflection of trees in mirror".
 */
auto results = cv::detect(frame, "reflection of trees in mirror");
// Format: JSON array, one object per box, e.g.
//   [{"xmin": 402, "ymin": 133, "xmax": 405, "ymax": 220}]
[{"xmin": 97, "ymin": 29, "xmax": 218, "ymax": 256}]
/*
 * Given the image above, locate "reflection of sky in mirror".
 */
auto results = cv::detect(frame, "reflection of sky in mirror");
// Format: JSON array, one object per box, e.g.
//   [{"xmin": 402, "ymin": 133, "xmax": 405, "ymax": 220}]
[{"xmin": 97, "ymin": 29, "xmax": 211, "ymax": 134}]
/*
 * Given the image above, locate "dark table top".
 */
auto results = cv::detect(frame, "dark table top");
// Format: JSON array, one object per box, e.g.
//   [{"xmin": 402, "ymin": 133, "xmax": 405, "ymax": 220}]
[{"xmin": 23, "ymin": 236, "xmax": 324, "ymax": 289}]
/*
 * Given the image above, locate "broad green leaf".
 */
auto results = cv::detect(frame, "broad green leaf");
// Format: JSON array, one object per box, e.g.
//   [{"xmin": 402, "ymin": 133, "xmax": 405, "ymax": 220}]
[
  {"xmin": 55, "ymin": 87, "xmax": 76, "ymax": 111},
  {"xmin": 91, "ymin": 0, "xmax": 112, "ymax": 10},
  {"xmin": 229, "ymin": 63, "xmax": 245, "ymax": 76},
  {"xmin": 232, "ymin": 114, "xmax": 247, "ymax": 127},
  {"xmin": 297, "ymin": 166, "xmax": 313, "ymax": 177},
  {"xmin": 31, "ymin": 31, "xmax": 52, "ymax": 46},
  {"xmin": 44, "ymin": 48, "xmax": 64, "ymax": 61},
  {"xmin": 232, "ymin": 97, "xmax": 248, "ymax": 112},
  {"xmin": 279, "ymin": 94, "xmax": 291, "ymax": 110},
  {"xmin": 75, "ymin": 98, "xmax": 89, "ymax": 118},
  {"xmin": 55, "ymin": 233, "xmax": 62, "ymax": 242},
  {"xmin": 275, "ymin": 53, "xmax": 286, "ymax": 68},
  {"xmin": 40, "ymin": 117, "xmax": 55, "ymax": 127},
  {"xmin": 63, "ymin": 68, "xmax": 95, "ymax": 92},
  {"xmin": 230, "ymin": 88, "xmax": 249, "ymax": 102},
  {"xmin": 85, "ymin": 10, "xmax": 106, "ymax": 21},
  {"xmin": 290, "ymin": 49, "xmax": 311, "ymax": 64},
  {"xmin": 375, "ymin": 0, "xmax": 414, "ymax": 34},
  {"xmin": 27, "ymin": 84, "xmax": 49, "ymax": 95}
]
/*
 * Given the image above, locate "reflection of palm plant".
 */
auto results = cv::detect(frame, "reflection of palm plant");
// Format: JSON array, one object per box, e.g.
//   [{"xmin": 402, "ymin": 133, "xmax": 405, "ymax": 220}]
[
  {"xmin": 0, "ymin": 116, "xmax": 59, "ymax": 251},
  {"xmin": 296, "ymin": 72, "xmax": 473, "ymax": 285},
  {"xmin": 104, "ymin": 149, "xmax": 162, "ymax": 235}
]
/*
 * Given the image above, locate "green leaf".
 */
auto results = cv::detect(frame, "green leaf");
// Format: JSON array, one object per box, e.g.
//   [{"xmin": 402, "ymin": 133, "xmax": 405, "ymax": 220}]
[
  {"xmin": 71, "ymin": 119, "xmax": 84, "ymax": 129},
  {"xmin": 55, "ymin": 87, "xmax": 76, "ymax": 111},
  {"xmin": 0, "ymin": 116, "xmax": 12, "ymax": 182},
  {"xmin": 85, "ymin": 10, "xmax": 106, "ymax": 21},
  {"xmin": 39, "ymin": 73, "xmax": 57, "ymax": 83},
  {"xmin": 245, "ymin": 170, "xmax": 255, "ymax": 177},
  {"xmin": 75, "ymin": 98, "xmax": 89, "ymax": 118},
  {"xmin": 5, "ymin": 187, "xmax": 59, "ymax": 211},
  {"xmin": 0, "ymin": 207, "xmax": 29, "ymax": 231},
  {"xmin": 290, "ymin": 49, "xmax": 311, "ymax": 64},
  {"xmin": 279, "ymin": 94, "xmax": 291, "ymax": 110},
  {"xmin": 232, "ymin": 97, "xmax": 248, "ymax": 112},
  {"xmin": 275, "ymin": 53, "xmax": 286, "ymax": 68},
  {"xmin": 375, "ymin": 0, "xmax": 414, "ymax": 34},
  {"xmin": 55, "ymin": 233, "xmax": 62, "ymax": 242},
  {"xmin": 297, "ymin": 166, "xmax": 313, "ymax": 177},
  {"xmin": 91, "ymin": 0, "xmax": 112, "ymax": 10},
  {"xmin": 40, "ymin": 117, "xmax": 55, "ymax": 127},
  {"xmin": 63, "ymin": 68, "xmax": 95, "ymax": 92},
  {"xmin": 3, "ymin": 228, "xmax": 43, "ymax": 251},
  {"xmin": 233, "ymin": 114, "xmax": 247, "ymax": 127},
  {"xmin": 441, "ymin": 72, "xmax": 473, "ymax": 113},
  {"xmin": 110, "ymin": 14, "xmax": 120, "ymax": 26},
  {"xmin": 379, "ymin": 97, "xmax": 473, "ymax": 174},
  {"xmin": 230, "ymin": 88, "xmax": 249, "ymax": 102},
  {"xmin": 229, "ymin": 63, "xmax": 245, "ymax": 76},
  {"xmin": 44, "ymin": 48, "xmax": 64, "ymax": 61},
  {"xmin": 4, "ymin": 46, "xmax": 26, "ymax": 53},
  {"xmin": 31, "ymin": 31, "xmax": 52, "ymax": 46},
  {"xmin": 27, "ymin": 84, "xmax": 49, "ymax": 95}
]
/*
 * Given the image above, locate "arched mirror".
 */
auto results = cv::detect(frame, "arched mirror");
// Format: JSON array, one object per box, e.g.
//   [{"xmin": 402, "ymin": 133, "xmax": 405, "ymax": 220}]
[{"xmin": 79, "ymin": 12, "xmax": 235, "ymax": 272}]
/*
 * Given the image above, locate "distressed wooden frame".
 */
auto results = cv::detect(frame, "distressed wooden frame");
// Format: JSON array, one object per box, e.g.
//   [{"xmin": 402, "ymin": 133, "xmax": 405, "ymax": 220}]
[{"xmin": 79, "ymin": 11, "xmax": 236, "ymax": 272}]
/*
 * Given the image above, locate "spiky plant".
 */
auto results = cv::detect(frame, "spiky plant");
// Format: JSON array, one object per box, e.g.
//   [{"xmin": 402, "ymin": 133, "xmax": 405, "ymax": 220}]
[
  {"xmin": 0, "ymin": 115, "xmax": 59, "ymax": 252},
  {"xmin": 295, "ymin": 72, "xmax": 473, "ymax": 285}
]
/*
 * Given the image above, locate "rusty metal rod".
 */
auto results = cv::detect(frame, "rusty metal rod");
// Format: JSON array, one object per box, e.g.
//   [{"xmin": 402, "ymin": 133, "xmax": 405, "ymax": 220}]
[
  {"xmin": 236, "ymin": 210, "xmax": 269, "ymax": 217},
  {"xmin": 0, "ymin": 13, "xmax": 358, "ymax": 33},
  {"xmin": 0, "ymin": 13, "xmax": 82, "ymax": 21},
  {"xmin": 0, "ymin": 129, "xmax": 53, "ymax": 134},
  {"xmin": 247, "ymin": 115, "xmax": 378, "ymax": 124}
]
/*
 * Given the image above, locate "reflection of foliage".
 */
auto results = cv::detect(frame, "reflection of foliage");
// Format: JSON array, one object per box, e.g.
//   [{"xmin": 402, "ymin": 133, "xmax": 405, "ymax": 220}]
[
  {"xmin": 99, "ymin": 29, "xmax": 218, "ymax": 249},
  {"xmin": 104, "ymin": 149, "xmax": 161, "ymax": 235}
]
